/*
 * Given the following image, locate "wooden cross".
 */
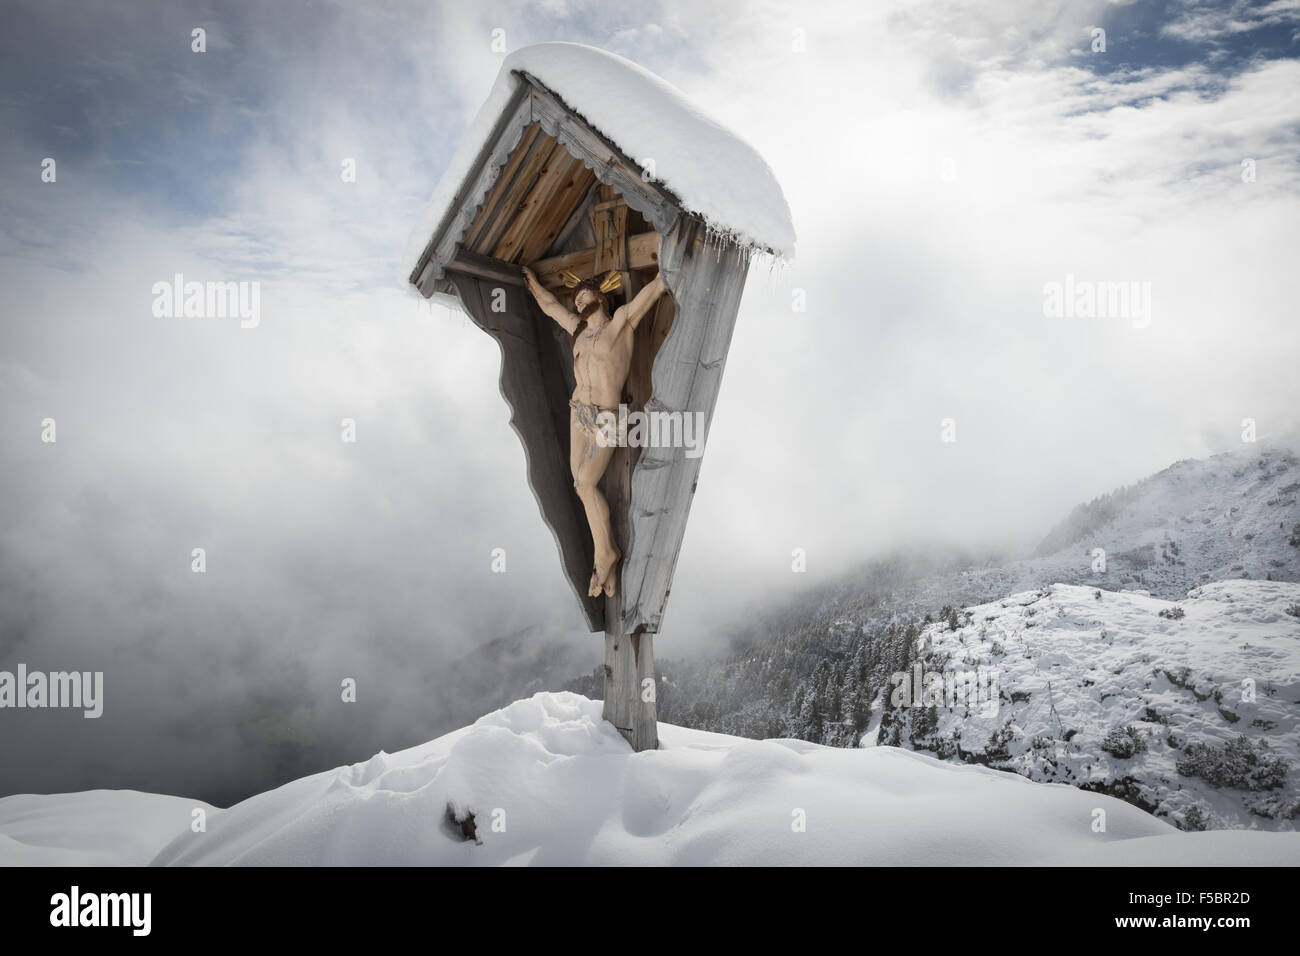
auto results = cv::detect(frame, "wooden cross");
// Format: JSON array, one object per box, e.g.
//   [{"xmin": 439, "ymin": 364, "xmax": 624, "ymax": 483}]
[{"xmin": 591, "ymin": 184, "xmax": 663, "ymax": 751}]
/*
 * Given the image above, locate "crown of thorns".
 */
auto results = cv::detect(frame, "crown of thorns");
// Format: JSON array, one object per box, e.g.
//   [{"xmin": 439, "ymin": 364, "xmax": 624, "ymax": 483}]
[{"xmin": 560, "ymin": 270, "xmax": 622, "ymax": 295}]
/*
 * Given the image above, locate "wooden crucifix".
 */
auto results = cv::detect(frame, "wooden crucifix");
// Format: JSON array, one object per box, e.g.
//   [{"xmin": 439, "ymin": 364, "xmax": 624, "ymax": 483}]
[
  {"xmin": 406, "ymin": 52, "xmax": 787, "ymax": 755},
  {"xmin": 522, "ymin": 185, "xmax": 673, "ymax": 750}
]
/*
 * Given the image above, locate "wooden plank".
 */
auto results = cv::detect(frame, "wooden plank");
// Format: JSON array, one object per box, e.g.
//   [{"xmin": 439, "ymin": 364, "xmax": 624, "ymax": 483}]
[
  {"xmin": 628, "ymin": 262, "xmax": 747, "ymax": 629},
  {"xmin": 492, "ymin": 142, "xmax": 579, "ymax": 263},
  {"xmin": 484, "ymin": 136, "xmax": 567, "ymax": 259},
  {"xmin": 449, "ymin": 248, "xmax": 525, "ymax": 286},
  {"xmin": 607, "ymin": 205, "xmax": 630, "ymax": 272},
  {"xmin": 602, "ymin": 626, "xmax": 657, "ymax": 751},
  {"xmin": 519, "ymin": 162, "xmax": 597, "ymax": 264},
  {"xmin": 535, "ymin": 250, "xmax": 596, "ymax": 290},
  {"xmin": 523, "ymin": 78, "xmax": 680, "ymax": 238},
  {"xmin": 647, "ymin": 289, "xmax": 676, "ymax": 359},
  {"xmin": 530, "ymin": 231, "xmax": 658, "ymax": 289},
  {"xmin": 619, "ymin": 215, "xmax": 751, "ymax": 634},
  {"xmin": 443, "ymin": 269, "xmax": 605, "ymax": 631},
  {"xmin": 627, "ymin": 231, "xmax": 659, "ymax": 267},
  {"xmin": 601, "ymin": 280, "xmax": 658, "ymax": 749},
  {"xmin": 546, "ymin": 176, "xmax": 600, "ymax": 258},
  {"xmin": 590, "ymin": 185, "xmax": 626, "ymax": 275},
  {"xmin": 627, "ymin": 270, "xmax": 663, "ymax": 474},
  {"xmin": 632, "ymin": 632, "xmax": 657, "ymax": 752},
  {"xmin": 461, "ymin": 122, "xmax": 543, "ymax": 252},
  {"xmin": 602, "ymin": 443, "xmax": 634, "ymax": 728},
  {"xmin": 600, "ymin": 188, "xmax": 658, "ymax": 749},
  {"xmin": 467, "ymin": 130, "xmax": 556, "ymax": 257}
]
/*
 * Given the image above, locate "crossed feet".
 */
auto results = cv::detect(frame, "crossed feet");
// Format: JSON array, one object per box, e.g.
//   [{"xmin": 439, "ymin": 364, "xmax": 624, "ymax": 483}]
[{"xmin": 588, "ymin": 547, "xmax": 621, "ymax": 597}]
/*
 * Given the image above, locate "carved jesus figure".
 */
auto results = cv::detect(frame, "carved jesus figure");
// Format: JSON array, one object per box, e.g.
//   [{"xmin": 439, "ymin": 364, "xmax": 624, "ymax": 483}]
[{"xmin": 521, "ymin": 264, "xmax": 669, "ymax": 598}]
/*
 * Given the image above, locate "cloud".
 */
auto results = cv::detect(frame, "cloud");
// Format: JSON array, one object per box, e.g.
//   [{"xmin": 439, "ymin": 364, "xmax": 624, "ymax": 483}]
[
  {"xmin": 1161, "ymin": 0, "xmax": 1300, "ymax": 42},
  {"xmin": 1, "ymin": 0, "xmax": 1297, "ymax": 802}
]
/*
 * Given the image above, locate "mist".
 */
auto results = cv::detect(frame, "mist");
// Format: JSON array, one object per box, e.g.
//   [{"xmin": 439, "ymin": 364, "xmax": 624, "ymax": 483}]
[{"xmin": 2, "ymin": 0, "xmax": 1297, "ymax": 803}]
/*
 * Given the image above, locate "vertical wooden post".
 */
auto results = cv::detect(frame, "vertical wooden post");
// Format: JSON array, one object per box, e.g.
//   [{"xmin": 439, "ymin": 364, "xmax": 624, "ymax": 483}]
[
  {"xmin": 594, "ymin": 183, "xmax": 657, "ymax": 750},
  {"xmin": 601, "ymin": 374, "xmax": 657, "ymax": 749},
  {"xmin": 602, "ymin": 603, "xmax": 657, "ymax": 749}
]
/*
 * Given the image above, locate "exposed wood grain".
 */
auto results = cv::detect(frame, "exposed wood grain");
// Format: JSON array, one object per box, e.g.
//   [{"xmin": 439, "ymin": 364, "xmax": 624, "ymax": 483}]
[
  {"xmin": 590, "ymin": 184, "xmax": 627, "ymax": 275},
  {"xmin": 466, "ymin": 129, "xmax": 555, "ymax": 257},
  {"xmin": 647, "ymin": 288, "xmax": 676, "ymax": 360},
  {"xmin": 519, "ymin": 161, "xmax": 597, "ymax": 264},
  {"xmin": 523, "ymin": 77, "xmax": 680, "ymax": 238},
  {"xmin": 631, "ymin": 632, "xmax": 657, "ymax": 752},
  {"xmin": 627, "ymin": 270, "xmax": 666, "ymax": 475},
  {"xmin": 600, "ymin": 318, "xmax": 658, "ymax": 750},
  {"xmin": 462, "ymin": 122, "xmax": 543, "ymax": 252},
  {"xmin": 618, "ymin": 214, "xmax": 751, "ymax": 635},
  {"xmin": 448, "ymin": 248, "xmax": 525, "ymax": 287},
  {"xmin": 602, "ymin": 625, "xmax": 657, "ymax": 751},
  {"xmin": 491, "ymin": 141, "xmax": 577, "ymax": 263},
  {"xmin": 545, "ymin": 176, "xmax": 600, "ymax": 258},
  {"xmin": 531, "ymin": 231, "xmax": 658, "ymax": 290}
]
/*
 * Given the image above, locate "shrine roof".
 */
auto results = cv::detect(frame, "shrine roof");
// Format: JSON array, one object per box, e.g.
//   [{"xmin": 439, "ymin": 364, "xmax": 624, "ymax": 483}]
[{"xmin": 400, "ymin": 41, "xmax": 795, "ymax": 294}]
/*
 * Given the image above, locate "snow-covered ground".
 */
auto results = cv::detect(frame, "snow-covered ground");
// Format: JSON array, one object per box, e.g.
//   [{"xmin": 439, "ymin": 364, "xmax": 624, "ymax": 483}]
[
  {"xmin": 3, "ymin": 692, "xmax": 1298, "ymax": 866},
  {"xmin": 889, "ymin": 580, "xmax": 1300, "ymax": 830},
  {"xmin": 0, "ymin": 790, "xmax": 216, "ymax": 866}
]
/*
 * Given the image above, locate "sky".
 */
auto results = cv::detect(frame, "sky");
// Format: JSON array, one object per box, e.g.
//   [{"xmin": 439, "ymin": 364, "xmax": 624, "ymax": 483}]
[{"xmin": 1, "ymin": 0, "xmax": 1298, "ymax": 803}]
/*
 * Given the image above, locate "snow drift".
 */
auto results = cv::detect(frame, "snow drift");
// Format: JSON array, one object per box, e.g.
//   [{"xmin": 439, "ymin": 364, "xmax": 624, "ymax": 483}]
[
  {"xmin": 0, "ymin": 790, "xmax": 217, "ymax": 866},
  {"xmin": 5, "ymin": 692, "xmax": 1294, "ymax": 866}
]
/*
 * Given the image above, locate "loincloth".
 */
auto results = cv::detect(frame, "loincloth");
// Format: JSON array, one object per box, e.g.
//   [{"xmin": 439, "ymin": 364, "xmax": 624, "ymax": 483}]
[{"xmin": 569, "ymin": 398, "xmax": 619, "ymax": 442}]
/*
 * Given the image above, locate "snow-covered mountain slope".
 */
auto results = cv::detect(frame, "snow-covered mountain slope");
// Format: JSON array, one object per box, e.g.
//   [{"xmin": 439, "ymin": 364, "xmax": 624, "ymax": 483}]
[
  {"xmin": 884, "ymin": 580, "xmax": 1300, "ymax": 831},
  {"xmin": 720, "ymin": 443, "xmax": 1299, "ymax": 663},
  {"xmin": 0, "ymin": 693, "xmax": 1289, "ymax": 866},
  {"xmin": 0, "ymin": 790, "xmax": 216, "ymax": 866},
  {"xmin": 961, "ymin": 443, "xmax": 1300, "ymax": 602}
]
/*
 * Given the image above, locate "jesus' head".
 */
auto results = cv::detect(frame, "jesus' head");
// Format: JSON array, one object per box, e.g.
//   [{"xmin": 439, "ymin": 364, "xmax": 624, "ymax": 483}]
[{"xmin": 573, "ymin": 280, "xmax": 609, "ymax": 320}]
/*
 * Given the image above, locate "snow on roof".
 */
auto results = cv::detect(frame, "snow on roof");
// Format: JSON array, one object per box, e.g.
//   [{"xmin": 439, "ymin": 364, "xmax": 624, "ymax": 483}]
[{"xmin": 400, "ymin": 42, "xmax": 795, "ymax": 292}]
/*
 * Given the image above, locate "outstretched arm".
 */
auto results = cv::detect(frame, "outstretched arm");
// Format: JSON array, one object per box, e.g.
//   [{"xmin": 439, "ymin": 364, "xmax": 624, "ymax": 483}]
[
  {"xmin": 609, "ymin": 273, "xmax": 668, "ymax": 337},
  {"xmin": 522, "ymin": 265, "xmax": 580, "ymax": 335}
]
